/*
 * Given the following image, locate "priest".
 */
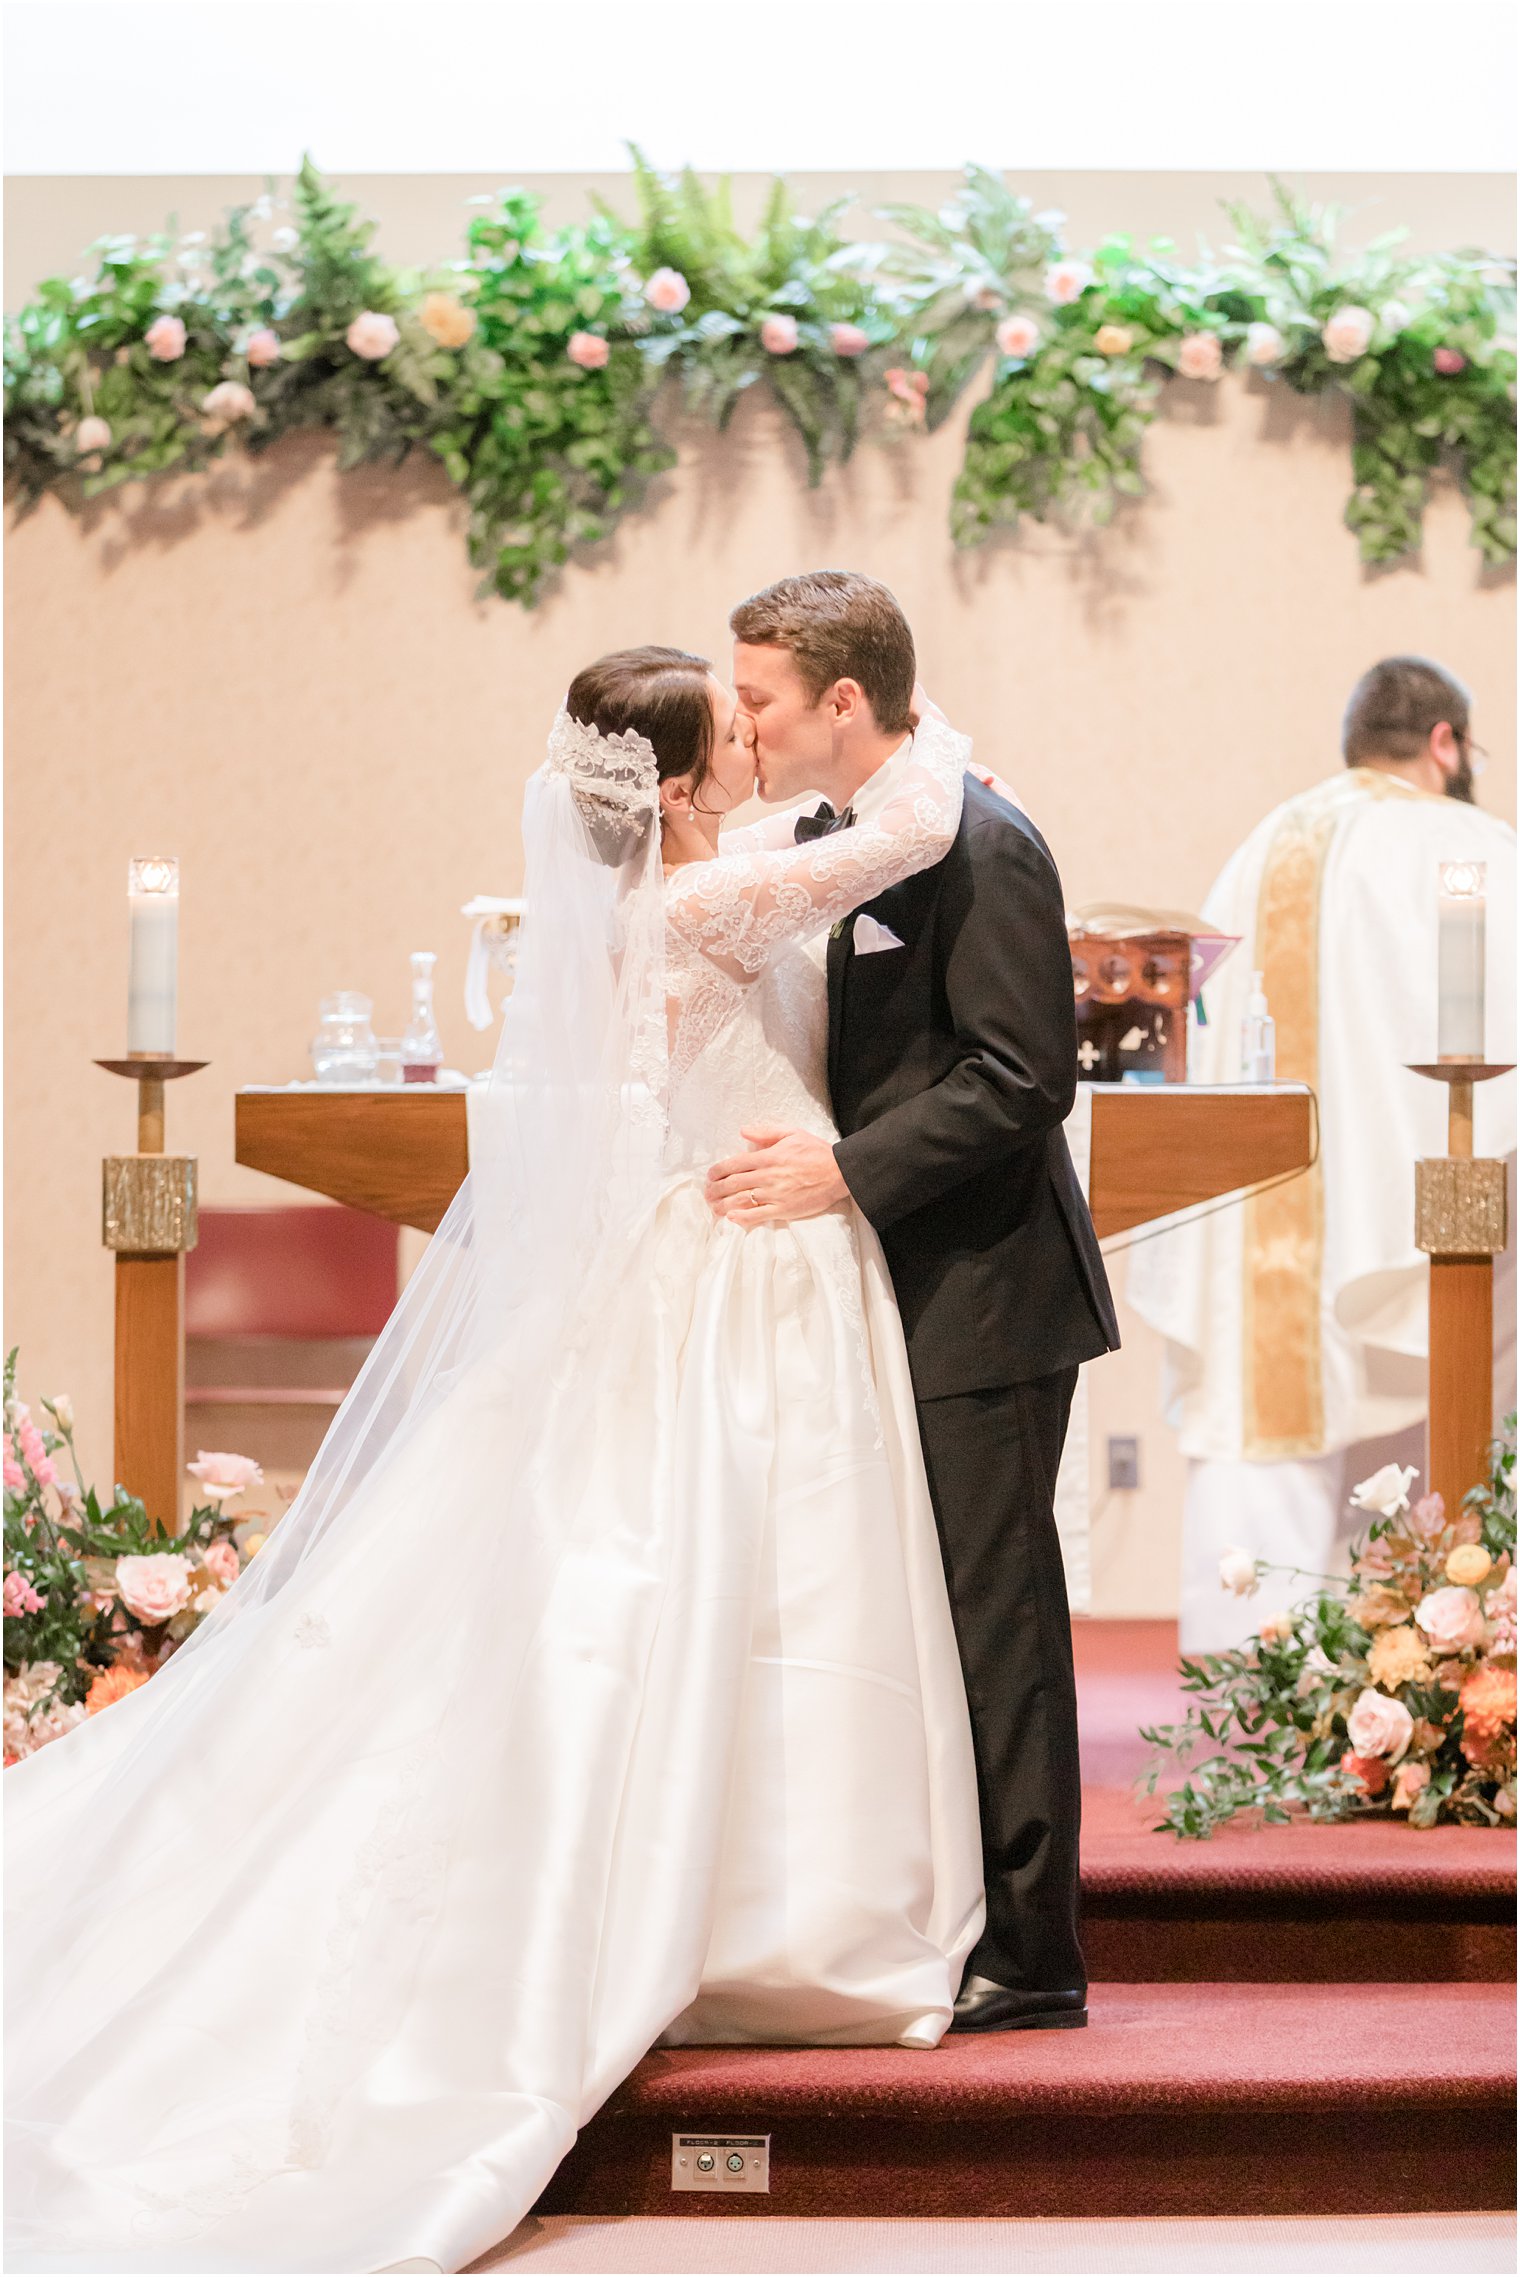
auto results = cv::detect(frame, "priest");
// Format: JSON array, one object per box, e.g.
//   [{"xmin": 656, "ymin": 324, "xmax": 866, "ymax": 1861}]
[{"xmin": 1129, "ymin": 656, "xmax": 1516, "ymax": 1650}]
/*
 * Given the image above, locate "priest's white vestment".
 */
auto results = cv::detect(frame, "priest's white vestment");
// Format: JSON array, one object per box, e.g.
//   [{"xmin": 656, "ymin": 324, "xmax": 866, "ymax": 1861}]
[{"xmin": 1128, "ymin": 768, "xmax": 1516, "ymax": 1649}]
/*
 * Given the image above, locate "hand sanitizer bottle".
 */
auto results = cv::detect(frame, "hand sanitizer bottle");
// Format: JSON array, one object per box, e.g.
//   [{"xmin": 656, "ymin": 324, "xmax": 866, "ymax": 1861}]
[
  {"xmin": 402, "ymin": 951, "xmax": 443, "ymax": 1084},
  {"xmin": 1241, "ymin": 970, "xmax": 1276, "ymax": 1083}
]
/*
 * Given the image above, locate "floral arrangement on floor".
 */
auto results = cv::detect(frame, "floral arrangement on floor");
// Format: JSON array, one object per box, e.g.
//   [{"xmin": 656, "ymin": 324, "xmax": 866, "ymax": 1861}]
[
  {"xmin": 1142, "ymin": 1421, "xmax": 1517, "ymax": 1837},
  {"xmin": 2, "ymin": 1350, "xmax": 269, "ymax": 1763},
  {"xmin": 4, "ymin": 160, "xmax": 1513, "ymax": 599}
]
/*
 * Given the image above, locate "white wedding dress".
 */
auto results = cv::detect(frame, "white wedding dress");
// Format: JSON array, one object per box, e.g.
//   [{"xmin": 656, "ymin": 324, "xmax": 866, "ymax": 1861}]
[{"xmin": 5, "ymin": 715, "xmax": 983, "ymax": 2274}]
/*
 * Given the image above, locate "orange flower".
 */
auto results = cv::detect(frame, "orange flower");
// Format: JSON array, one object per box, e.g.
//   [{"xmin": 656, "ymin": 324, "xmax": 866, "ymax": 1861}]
[
  {"xmin": 1459, "ymin": 1664, "xmax": 1518, "ymax": 1766},
  {"xmin": 84, "ymin": 1663, "xmax": 150, "ymax": 1716},
  {"xmin": 1340, "ymin": 1749, "xmax": 1390, "ymax": 1797}
]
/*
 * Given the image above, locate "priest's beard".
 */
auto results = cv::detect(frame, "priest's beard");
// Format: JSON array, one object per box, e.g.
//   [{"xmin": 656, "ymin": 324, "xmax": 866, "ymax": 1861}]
[{"xmin": 1445, "ymin": 750, "xmax": 1476, "ymax": 803}]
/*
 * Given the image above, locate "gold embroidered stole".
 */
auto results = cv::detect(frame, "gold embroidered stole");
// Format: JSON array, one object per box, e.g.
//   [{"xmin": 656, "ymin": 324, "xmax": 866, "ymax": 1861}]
[{"xmin": 1240, "ymin": 769, "xmax": 1417, "ymax": 1458}]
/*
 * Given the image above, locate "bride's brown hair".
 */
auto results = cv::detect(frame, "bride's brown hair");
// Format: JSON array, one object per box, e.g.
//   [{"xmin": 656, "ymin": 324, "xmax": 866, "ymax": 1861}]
[{"xmin": 566, "ymin": 646, "xmax": 715, "ymax": 796}]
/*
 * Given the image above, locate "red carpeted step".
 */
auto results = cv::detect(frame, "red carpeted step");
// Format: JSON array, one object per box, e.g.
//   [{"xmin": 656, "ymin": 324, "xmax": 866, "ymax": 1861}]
[
  {"xmin": 537, "ymin": 1983, "xmax": 1516, "ymax": 2221},
  {"xmin": 1080, "ymin": 1786, "xmax": 1517, "ymax": 1981}
]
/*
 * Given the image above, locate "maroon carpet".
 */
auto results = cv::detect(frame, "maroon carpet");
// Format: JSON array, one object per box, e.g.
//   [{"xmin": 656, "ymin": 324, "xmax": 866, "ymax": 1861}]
[{"xmin": 534, "ymin": 1623, "xmax": 1516, "ymax": 2222}]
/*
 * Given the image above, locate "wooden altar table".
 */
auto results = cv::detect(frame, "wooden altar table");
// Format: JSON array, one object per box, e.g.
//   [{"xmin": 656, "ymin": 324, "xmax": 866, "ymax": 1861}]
[{"xmin": 234, "ymin": 1082, "xmax": 1316, "ymax": 1241}]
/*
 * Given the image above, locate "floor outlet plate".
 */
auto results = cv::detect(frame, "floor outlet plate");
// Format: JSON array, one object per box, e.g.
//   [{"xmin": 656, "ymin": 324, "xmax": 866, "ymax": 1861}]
[{"xmin": 671, "ymin": 2133, "xmax": 770, "ymax": 2192}]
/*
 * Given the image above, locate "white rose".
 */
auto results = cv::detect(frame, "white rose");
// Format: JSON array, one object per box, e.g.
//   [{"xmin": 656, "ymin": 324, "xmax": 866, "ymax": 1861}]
[
  {"xmin": 1245, "ymin": 322, "xmax": 1285, "ymax": 367},
  {"xmin": 1044, "ymin": 260, "xmax": 1093, "ymax": 305},
  {"xmin": 1379, "ymin": 300, "xmax": 1412, "ymax": 337},
  {"xmin": 271, "ymin": 226, "xmax": 299, "ymax": 253},
  {"xmin": 200, "ymin": 380, "xmax": 256, "ymax": 430},
  {"xmin": 115, "ymin": 1553, "xmax": 195, "ymax": 1626},
  {"xmin": 1321, "ymin": 304, "xmax": 1375, "ymax": 364},
  {"xmin": 74, "ymin": 418, "xmax": 111, "ymax": 455},
  {"xmin": 1346, "ymin": 1686, "xmax": 1415, "ymax": 1762},
  {"xmin": 43, "ymin": 1394, "xmax": 74, "ymax": 1432},
  {"xmin": 1219, "ymin": 1549, "xmax": 1260, "ymax": 1598},
  {"xmin": 1349, "ymin": 1462, "xmax": 1418, "ymax": 1519}
]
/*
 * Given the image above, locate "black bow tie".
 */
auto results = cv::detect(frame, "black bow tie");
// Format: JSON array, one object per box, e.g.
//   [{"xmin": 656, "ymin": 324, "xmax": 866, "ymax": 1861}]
[{"xmin": 794, "ymin": 801, "xmax": 857, "ymax": 843}]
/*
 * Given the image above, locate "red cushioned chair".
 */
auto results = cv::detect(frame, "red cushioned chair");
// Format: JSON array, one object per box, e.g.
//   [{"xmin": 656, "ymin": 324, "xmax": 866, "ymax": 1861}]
[{"xmin": 184, "ymin": 1206, "xmax": 401, "ymax": 1497}]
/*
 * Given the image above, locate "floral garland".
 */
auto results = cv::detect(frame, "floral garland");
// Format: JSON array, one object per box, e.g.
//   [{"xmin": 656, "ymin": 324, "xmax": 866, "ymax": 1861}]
[
  {"xmin": 1143, "ymin": 1422, "xmax": 1517, "ymax": 1837},
  {"xmin": 2, "ymin": 1350, "xmax": 268, "ymax": 1761},
  {"xmin": 4, "ymin": 159, "xmax": 1514, "ymax": 603}
]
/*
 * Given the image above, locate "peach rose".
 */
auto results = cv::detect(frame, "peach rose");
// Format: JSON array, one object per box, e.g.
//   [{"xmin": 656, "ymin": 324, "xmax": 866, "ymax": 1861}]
[
  {"xmin": 829, "ymin": 322, "xmax": 870, "ymax": 357},
  {"xmin": 1218, "ymin": 1549, "xmax": 1259, "ymax": 1598},
  {"xmin": 995, "ymin": 314, "xmax": 1041, "ymax": 359},
  {"xmin": 1416, "ymin": 1585, "xmax": 1487, "ymax": 1657},
  {"xmin": 75, "ymin": 416, "xmax": 112, "ymax": 454},
  {"xmin": 645, "ymin": 267, "xmax": 692, "ymax": 315},
  {"xmin": 1447, "ymin": 1544, "xmax": 1493, "ymax": 1588},
  {"xmin": 1258, "ymin": 1610, "xmax": 1296, "ymax": 1646},
  {"xmin": 1176, "ymin": 331, "xmax": 1223, "ymax": 381},
  {"xmin": 760, "ymin": 314, "xmax": 799, "ymax": 355},
  {"xmin": 201, "ymin": 380, "xmax": 256, "ymax": 430},
  {"xmin": 1044, "ymin": 260, "xmax": 1093, "ymax": 305},
  {"xmin": 1245, "ymin": 321, "xmax": 1285, "ymax": 367},
  {"xmin": 115, "ymin": 1553, "xmax": 195, "ymax": 1626},
  {"xmin": 1094, "ymin": 323, "xmax": 1133, "ymax": 356},
  {"xmin": 244, "ymin": 327, "xmax": 281, "ymax": 367},
  {"xmin": 567, "ymin": 331, "xmax": 610, "ymax": 370},
  {"xmin": 419, "ymin": 292, "xmax": 476, "ymax": 349},
  {"xmin": 1321, "ymin": 305, "xmax": 1375, "ymax": 364},
  {"xmin": 1346, "ymin": 1686, "xmax": 1415, "ymax": 1762},
  {"xmin": 1390, "ymin": 1760, "xmax": 1430, "ymax": 1812},
  {"xmin": 145, "ymin": 314, "xmax": 187, "ymax": 361},
  {"xmin": 187, "ymin": 1452, "xmax": 264, "ymax": 1504},
  {"xmin": 345, "ymin": 310, "xmax": 399, "ymax": 360}
]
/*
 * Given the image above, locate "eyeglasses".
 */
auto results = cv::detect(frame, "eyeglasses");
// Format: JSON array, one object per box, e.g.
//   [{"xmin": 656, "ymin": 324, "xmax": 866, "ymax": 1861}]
[{"xmin": 1457, "ymin": 732, "xmax": 1489, "ymax": 779}]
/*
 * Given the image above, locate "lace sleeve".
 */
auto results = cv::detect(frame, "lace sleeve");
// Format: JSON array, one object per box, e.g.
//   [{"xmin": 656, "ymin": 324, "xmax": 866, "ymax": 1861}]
[
  {"xmin": 667, "ymin": 718, "xmax": 970, "ymax": 982},
  {"xmin": 719, "ymin": 802, "xmax": 813, "ymax": 856}
]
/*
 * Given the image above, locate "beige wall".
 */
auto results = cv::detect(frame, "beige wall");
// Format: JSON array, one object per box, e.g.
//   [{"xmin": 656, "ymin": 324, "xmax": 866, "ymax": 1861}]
[{"xmin": 5, "ymin": 171, "xmax": 1514, "ymax": 1611}]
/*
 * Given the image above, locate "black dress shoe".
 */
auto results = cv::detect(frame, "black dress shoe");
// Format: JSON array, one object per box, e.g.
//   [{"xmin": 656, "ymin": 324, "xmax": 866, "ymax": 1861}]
[{"xmin": 949, "ymin": 1975, "xmax": 1088, "ymax": 2033}]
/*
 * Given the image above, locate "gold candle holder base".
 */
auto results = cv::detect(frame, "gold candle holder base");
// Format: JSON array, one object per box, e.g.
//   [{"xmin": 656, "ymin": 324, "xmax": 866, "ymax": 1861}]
[
  {"xmin": 1415, "ymin": 1157, "xmax": 1508, "ymax": 1259},
  {"xmin": 102, "ymin": 1155, "xmax": 199, "ymax": 1254}
]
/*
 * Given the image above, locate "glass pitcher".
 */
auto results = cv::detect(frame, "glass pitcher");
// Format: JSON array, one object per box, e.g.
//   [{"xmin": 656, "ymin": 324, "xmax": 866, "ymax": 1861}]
[{"xmin": 310, "ymin": 991, "xmax": 379, "ymax": 1084}]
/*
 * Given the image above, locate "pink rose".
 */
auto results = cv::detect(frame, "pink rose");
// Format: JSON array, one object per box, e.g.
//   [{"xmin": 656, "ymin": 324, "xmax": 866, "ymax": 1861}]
[
  {"xmin": 75, "ymin": 415, "xmax": 113, "ymax": 453},
  {"xmin": 1416, "ymin": 1585, "xmax": 1487, "ymax": 1657},
  {"xmin": 1390, "ymin": 1760, "xmax": 1430, "ymax": 1812},
  {"xmin": 567, "ymin": 331, "xmax": 610, "ymax": 371},
  {"xmin": 244, "ymin": 328, "xmax": 281, "ymax": 368},
  {"xmin": 829, "ymin": 322, "xmax": 870, "ymax": 358},
  {"xmin": 1176, "ymin": 332, "xmax": 1223, "ymax": 382},
  {"xmin": 1433, "ymin": 347, "xmax": 1467, "ymax": 375},
  {"xmin": 115, "ymin": 1553, "xmax": 195, "ymax": 1626},
  {"xmin": 760, "ymin": 314, "xmax": 799, "ymax": 355},
  {"xmin": 345, "ymin": 310, "xmax": 399, "ymax": 361},
  {"xmin": 1321, "ymin": 305, "xmax": 1375, "ymax": 364},
  {"xmin": 996, "ymin": 314, "xmax": 1041, "ymax": 360},
  {"xmin": 186, "ymin": 1452, "xmax": 264, "ymax": 1504},
  {"xmin": 201, "ymin": 1538, "xmax": 241, "ymax": 1589},
  {"xmin": 3, "ymin": 1572, "xmax": 46, "ymax": 1618},
  {"xmin": 200, "ymin": 380, "xmax": 256, "ymax": 430},
  {"xmin": 1346, "ymin": 1686, "xmax": 1415, "ymax": 1762},
  {"xmin": 645, "ymin": 267, "xmax": 691, "ymax": 315},
  {"xmin": 145, "ymin": 314, "xmax": 187, "ymax": 361},
  {"xmin": 1043, "ymin": 260, "xmax": 1093, "ymax": 305}
]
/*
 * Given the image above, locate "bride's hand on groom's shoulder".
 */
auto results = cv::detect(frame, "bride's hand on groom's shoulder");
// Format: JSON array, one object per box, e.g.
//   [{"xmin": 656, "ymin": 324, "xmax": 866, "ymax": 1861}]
[{"xmin": 705, "ymin": 1124, "xmax": 850, "ymax": 1224}]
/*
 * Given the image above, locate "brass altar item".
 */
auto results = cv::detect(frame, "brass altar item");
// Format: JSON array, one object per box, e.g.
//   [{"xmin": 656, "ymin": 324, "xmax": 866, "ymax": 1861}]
[
  {"xmin": 1408, "ymin": 1056, "xmax": 1513, "ymax": 1516},
  {"xmin": 1068, "ymin": 904, "xmax": 1238, "ymax": 1084},
  {"xmin": 95, "ymin": 1052, "xmax": 207, "ymax": 1532}
]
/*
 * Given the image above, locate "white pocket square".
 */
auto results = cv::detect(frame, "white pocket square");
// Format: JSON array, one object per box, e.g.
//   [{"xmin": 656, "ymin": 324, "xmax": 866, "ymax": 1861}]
[{"xmin": 852, "ymin": 913, "xmax": 905, "ymax": 955}]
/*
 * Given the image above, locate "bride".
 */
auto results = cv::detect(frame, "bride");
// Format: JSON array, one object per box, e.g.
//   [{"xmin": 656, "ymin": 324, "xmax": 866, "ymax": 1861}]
[{"xmin": 4, "ymin": 645, "xmax": 983, "ymax": 2274}]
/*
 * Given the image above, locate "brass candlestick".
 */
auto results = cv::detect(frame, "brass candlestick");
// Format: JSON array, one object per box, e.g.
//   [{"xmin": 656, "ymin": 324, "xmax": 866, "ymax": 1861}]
[
  {"xmin": 1408, "ymin": 1058, "xmax": 1513, "ymax": 1517},
  {"xmin": 95, "ymin": 1052, "xmax": 207, "ymax": 1533}
]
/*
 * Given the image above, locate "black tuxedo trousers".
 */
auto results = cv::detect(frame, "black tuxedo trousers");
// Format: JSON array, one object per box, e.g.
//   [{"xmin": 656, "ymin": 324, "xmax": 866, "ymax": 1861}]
[{"xmin": 829, "ymin": 778, "xmax": 1119, "ymax": 1998}]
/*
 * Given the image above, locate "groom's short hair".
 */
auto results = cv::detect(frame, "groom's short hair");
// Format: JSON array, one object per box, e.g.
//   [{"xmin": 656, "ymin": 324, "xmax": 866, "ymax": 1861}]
[{"xmin": 730, "ymin": 571, "xmax": 916, "ymax": 735}]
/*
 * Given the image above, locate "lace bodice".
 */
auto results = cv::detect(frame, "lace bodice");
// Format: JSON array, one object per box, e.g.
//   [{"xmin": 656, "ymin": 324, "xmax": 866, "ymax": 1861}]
[{"xmin": 661, "ymin": 717, "xmax": 970, "ymax": 1167}]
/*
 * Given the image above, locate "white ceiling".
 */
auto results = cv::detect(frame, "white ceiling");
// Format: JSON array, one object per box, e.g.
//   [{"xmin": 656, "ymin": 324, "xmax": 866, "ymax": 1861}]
[{"xmin": 4, "ymin": 0, "xmax": 1515, "ymax": 177}]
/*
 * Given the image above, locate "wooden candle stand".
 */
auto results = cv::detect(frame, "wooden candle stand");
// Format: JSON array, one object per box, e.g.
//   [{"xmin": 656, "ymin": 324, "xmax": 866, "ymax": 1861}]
[
  {"xmin": 95, "ymin": 1053, "xmax": 207, "ymax": 1535},
  {"xmin": 1408, "ymin": 1059, "xmax": 1513, "ymax": 1517}
]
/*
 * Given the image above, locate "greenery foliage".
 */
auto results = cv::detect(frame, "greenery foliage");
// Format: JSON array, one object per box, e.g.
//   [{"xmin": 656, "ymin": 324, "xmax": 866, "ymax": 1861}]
[{"xmin": 5, "ymin": 161, "xmax": 1514, "ymax": 602}]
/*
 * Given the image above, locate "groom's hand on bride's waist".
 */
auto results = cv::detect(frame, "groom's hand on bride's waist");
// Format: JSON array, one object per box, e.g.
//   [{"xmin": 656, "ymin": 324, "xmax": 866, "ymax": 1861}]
[{"xmin": 706, "ymin": 1125, "xmax": 850, "ymax": 1223}]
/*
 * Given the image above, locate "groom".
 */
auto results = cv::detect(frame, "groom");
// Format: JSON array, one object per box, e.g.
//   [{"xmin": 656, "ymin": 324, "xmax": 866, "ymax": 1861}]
[{"xmin": 707, "ymin": 570, "xmax": 1119, "ymax": 2032}]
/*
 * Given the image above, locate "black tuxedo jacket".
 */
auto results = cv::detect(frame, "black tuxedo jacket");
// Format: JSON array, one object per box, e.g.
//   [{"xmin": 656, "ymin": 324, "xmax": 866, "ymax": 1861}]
[{"xmin": 829, "ymin": 776, "xmax": 1120, "ymax": 1401}]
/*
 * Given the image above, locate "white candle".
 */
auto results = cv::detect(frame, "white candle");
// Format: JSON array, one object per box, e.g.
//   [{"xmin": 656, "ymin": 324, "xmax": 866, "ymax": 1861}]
[
  {"xmin": 127, "ymin": 856, "xmax": 179, "ymax": 1055},
  {"xmin": 1437, "ymin": 858, "xmax": 1486, "ymax": 1061}
]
